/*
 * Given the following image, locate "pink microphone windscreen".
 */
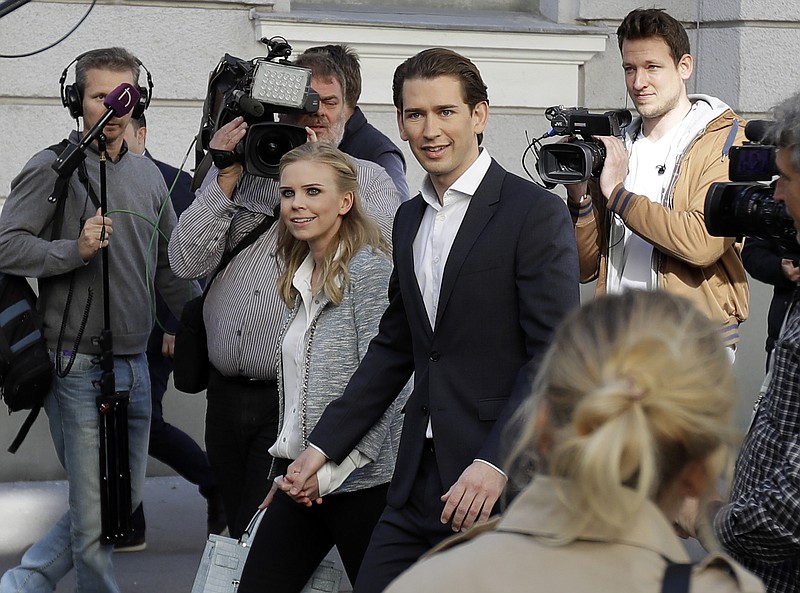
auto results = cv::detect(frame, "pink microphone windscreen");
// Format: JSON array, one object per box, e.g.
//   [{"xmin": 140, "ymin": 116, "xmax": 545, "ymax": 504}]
[{"xmin": 103, "ymin": 83, "xmax": 141, "ymax": 117}]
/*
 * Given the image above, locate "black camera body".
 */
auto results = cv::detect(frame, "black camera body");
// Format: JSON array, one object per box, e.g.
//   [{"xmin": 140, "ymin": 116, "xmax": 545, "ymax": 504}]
[
  {"xmin": 195, "ymin": 36, "xmax": 320, "ymax": 180},
  {"xmin": 704, "ymin": 120, "xmax": 797, "ymax": 254},
  {"xmin": 537, "ymin": 106, "xmax": 632, "ymax": 185}
]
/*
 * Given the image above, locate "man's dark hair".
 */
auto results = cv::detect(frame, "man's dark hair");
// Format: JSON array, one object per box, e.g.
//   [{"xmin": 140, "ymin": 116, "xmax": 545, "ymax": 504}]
[
  {"xmin": 131, "ymin": 113, "xmax": 147, "ymax": 131},
  {"xmin": 616, "ymin": 8, "xmax": 691, "ymax": 65},
  {"xmin": 392, "ymin": 47, "xmax": 488, "ymax": 112},
  {"xmin": 392, "ymin": 48, "xmax": 488, "ymax": 145},
  {"xmin": 293, "ymin": 52, "xmax": 347, "ymax": 102},
  {"xmin": 772, "ymin": 92, "xmax": 800, "ymax": 172},
  {"xmin": 304, "ymin": 44, "xmax": 361, "ymax": 109},
  {"xmin": 75, "ymin": 47, "xmax": 140, "ymax": 99}
]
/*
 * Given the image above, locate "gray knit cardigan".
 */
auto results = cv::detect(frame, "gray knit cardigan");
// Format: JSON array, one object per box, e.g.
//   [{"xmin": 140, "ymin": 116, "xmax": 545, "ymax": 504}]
[{"xmin": 271, "ymin": 245, "xmax": 408, "ymax": 495}]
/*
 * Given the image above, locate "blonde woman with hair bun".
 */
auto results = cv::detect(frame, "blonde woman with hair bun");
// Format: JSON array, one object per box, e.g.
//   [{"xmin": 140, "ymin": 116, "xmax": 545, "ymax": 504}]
[{"xmin": 387, "ymin": 290, "xmax": 763, "ymax": 593}]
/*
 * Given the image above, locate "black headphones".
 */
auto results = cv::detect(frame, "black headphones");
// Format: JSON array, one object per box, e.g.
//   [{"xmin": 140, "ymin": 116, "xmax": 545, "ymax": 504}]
[{"xmin": 59, "ymin": 51, "xmax": 153, "ymax": 121}]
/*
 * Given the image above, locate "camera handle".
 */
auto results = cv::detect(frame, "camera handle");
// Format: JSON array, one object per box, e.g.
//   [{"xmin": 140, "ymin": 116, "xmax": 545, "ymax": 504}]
[
  {"xmin": 260, "ymin": 35, "xmax": 292, "ymax": 62},
  {"xmin": 93, "ymin": 133, "xmax": 133, "ymax": 544}
]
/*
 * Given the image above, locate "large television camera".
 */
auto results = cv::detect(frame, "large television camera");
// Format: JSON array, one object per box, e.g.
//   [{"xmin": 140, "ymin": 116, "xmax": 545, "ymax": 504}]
[
  {"xmin": 704, "ymin": 120, "xmax": 797, "ymax": 254},
  {"xmin": 535, "ymin": 106, "xmax": 632, "ymax": 185},
  {"xmin": 194, "ymin": 36, "xmax": 320, "ymax": 182}
]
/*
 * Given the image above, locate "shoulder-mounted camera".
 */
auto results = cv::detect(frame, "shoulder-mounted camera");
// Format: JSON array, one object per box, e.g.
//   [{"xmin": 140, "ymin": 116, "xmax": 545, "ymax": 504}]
[
  {"xmin": 194, "ymin": 36, "xmax": 320, "ymax": 184},
  {"xmin": 705, "ymin": 120, "xmax": 797, "ymax": 255}
]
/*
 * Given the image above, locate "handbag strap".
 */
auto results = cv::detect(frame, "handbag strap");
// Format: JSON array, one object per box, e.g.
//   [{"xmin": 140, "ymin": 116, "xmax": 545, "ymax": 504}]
[
  {"xmin": 8, "ymin": 405, "xmax": 41, "ymax": 454},
  {"xmin": 239, "ymin": 508, "xmax": 267, "ymax": 547},
  {"xmin": 203, "ymin": 211, "xmax": 277, "ymax": 297},
  {"xmin": 661, "ymin": 562, "xmax": 692, "ymax": 593}
]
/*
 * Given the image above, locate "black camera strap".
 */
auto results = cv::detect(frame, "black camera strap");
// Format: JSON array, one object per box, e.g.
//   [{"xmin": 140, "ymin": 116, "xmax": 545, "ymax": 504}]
[
  {"xmin": 203, "ymin": 210, "xmax": 277, "ymax": 298},
  {"xmin": 46, "ymin": 140, "xmax": 102, "ymax": 378},
  {"xmin": 10, "ymin": 140, "xmax": 98, "ymax": 450}
]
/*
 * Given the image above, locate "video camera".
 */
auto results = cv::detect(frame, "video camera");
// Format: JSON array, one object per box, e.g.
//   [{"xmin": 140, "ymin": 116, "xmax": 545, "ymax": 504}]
[
  {"xmin": 704, "ymin": 120, "xmax": 797, "ymax": 254},
  {"xmin": 535, "ymin": 106, "xmax": 632, "ymax": 185},
  {"xmin": 194, "ymin": 36, "xmax": 320, "ymax": 181}
]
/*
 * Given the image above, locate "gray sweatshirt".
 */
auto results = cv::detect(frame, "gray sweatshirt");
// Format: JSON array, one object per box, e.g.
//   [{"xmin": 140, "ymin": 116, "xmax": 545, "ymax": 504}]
[{"xmin": 0, "ymin": 131, "xmax": 198, "ymax": 355}]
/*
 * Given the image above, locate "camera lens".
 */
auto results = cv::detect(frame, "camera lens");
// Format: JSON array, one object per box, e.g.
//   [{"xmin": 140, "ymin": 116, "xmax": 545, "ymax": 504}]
[
  {"xmin": 538, "ymin": 140, "xmax": 606, "ymax": 185},
  {"xmin": 705, "ymin": 182, "xmax": 797, "ymax": 253},
  {"xmin": 255, "ymin": 131, "xmax": 293, "ymax": 168},
  {"xmin": 243, "ymin": 123, "xmax": 309, "ymax": 178},
  {"xmin": 581, "ymin": 141, "xmax": 606, "ymax": 177}
]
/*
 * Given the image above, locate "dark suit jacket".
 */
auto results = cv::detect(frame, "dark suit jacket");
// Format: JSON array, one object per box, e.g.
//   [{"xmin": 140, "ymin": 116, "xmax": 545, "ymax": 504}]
[
  {"xmin": 339, "ymin": 107, "xmax": 410, "ymax": 201},
  {"xmin": 742, "ymin": 236, "xmax": 798, "ymax": 360},
  {"xmin": 310, "ymin": 159, "xmax": 580, "ymax": 508},
  {"xmin": 146, "ymin": 154, "xmax": 196, "ymax": 354}
]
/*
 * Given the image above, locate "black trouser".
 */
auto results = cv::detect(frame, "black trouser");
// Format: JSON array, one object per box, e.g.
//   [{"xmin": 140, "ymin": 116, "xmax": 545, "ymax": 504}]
[
  {"xmin": 354, "ymin": 443, "xmax": 463, "ymax": 593},
  {"xmin": 237, "ymin": 482, "xmax": 390, "ymax": 593},
  {"xmin": 205, "ymin": 366, "xmax": 279, "ymax": 538}
]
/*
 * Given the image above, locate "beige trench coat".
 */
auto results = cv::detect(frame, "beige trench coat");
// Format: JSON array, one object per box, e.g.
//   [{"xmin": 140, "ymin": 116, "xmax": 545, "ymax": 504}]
[{"xmin": 386, "ymin": 476, "xmax": 763, "ymax": 593}]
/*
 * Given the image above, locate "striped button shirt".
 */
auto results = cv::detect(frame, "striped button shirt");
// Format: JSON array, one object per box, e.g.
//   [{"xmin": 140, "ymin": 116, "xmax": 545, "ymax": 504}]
[
  {"xmin": 168, "ymin": 158, "xmax": 401, "ymax": 379},
  {"xmin": 714, "ymin": 287, "xmax": 800, "ymax": 593}
]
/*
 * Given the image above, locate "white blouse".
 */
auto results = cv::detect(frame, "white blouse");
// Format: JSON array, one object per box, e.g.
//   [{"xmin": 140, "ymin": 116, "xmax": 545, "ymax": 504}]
[{"xmin": 270, "ymin": 252, "xmax": 370, "ymax": 496}]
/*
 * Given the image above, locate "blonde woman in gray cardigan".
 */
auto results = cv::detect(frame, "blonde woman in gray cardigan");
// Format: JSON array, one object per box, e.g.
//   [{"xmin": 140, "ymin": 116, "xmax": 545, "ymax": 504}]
[{"xmin": 237, "ymin": 142, "xmax": 405, "ymax": 593}]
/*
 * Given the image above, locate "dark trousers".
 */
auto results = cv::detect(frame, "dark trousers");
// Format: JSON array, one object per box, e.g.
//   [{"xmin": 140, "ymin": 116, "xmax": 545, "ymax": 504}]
[
  {"xmin": 205, "ymin": 366, "xmax": 279, "ymax": 538},
  {"xmin": 353, "ymin": 444, "xmax": 461, "ymax": 593},
  {"xmin": 237, "ymin": 483, "xmax": 390, "ymax": 593},
  {"xmin": 131, "ymin": 352, "xmax": 219, "ymax": 535}
]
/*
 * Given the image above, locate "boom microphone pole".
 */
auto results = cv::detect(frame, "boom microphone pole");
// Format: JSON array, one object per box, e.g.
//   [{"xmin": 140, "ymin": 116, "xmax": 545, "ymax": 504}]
[
  {"xmin": 94, "ymin": 130, "xmax": 133, "ymax": 544},
  {"xmin": 78, "ymin": 90, "xmax": 139, "ymax": 542}
]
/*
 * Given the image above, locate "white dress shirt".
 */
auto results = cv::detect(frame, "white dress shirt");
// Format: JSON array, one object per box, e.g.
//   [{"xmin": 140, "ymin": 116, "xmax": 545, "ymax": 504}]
[{"xmin": 413, "ymin": 149, "xmax": 492, "ymax": 329}]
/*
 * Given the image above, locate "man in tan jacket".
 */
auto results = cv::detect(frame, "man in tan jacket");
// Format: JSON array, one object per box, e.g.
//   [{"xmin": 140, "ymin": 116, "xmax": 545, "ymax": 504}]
[{"xmin": 565, "ymin": 8, "xmax": 748, "ymax": 350}]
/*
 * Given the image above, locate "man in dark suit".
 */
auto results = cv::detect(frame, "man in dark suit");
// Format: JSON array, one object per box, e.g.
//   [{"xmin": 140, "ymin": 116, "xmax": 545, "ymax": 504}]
[{"xmin": 284, "ymin": 48, "xmax": 580, "ymax": 592}]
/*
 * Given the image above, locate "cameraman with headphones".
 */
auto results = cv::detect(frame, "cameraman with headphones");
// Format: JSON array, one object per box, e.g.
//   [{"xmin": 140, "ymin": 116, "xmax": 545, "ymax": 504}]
[{"xmin": 0, "ymin": 47, "xmax": 196, "ymax": 593}]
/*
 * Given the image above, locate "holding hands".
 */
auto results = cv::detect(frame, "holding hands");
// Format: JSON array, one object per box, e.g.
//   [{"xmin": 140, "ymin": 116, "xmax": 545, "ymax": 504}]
[{"xmin": 276, "ymin": 447, "xmax": 327, "ymax": 507}]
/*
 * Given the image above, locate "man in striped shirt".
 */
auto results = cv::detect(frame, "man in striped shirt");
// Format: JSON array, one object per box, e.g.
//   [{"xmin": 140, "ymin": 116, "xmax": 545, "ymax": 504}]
[{"xmin": 168, "ymin": 99, "xmax": 402, "ymax": 537}]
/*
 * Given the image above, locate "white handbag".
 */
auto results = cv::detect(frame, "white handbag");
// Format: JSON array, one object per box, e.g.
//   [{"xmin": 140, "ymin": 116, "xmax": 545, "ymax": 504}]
[{"xmin": 190, "ymin": 509, "xmax": 342, "ymax": 593}]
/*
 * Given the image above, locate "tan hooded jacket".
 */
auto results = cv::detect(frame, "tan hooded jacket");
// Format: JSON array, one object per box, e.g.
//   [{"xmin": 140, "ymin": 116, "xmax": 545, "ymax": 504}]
[{"xmin": 569, "ymin": 95, "xmax": 749, "ymax": 346}]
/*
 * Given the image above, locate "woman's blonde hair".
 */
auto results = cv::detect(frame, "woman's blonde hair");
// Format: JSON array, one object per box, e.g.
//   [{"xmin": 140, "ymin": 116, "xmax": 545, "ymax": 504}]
[
  {"xmin": 276, "ymin": 142, "xmax": 389, "ymax": 306},
  {"xmin": 506, "ymin": 290, "xmax": 736, "ymax": 541}
]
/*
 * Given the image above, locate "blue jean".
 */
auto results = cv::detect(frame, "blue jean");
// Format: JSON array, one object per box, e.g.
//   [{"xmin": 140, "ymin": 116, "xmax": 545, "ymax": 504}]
[{"xmin": 0, "ymin": 353, "xmax": 151, "ymax": 593}]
